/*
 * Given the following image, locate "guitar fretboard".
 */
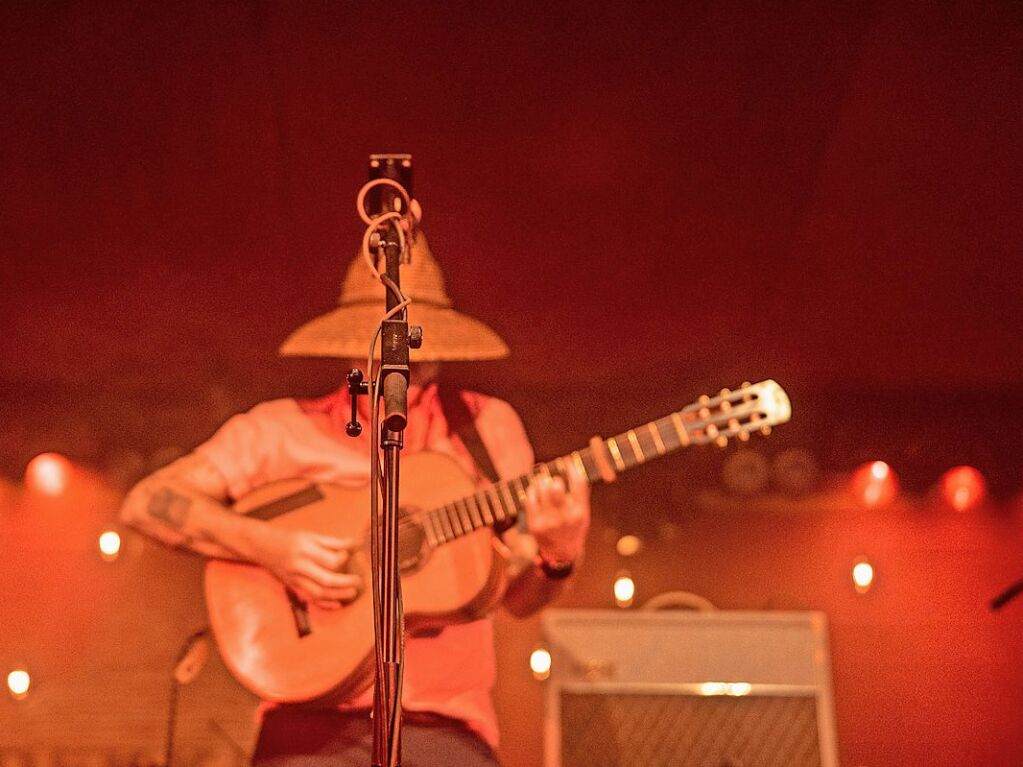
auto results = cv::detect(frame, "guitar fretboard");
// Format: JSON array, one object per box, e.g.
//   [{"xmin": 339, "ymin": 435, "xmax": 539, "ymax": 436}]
[{"xmin": 418, "ymin": 381, "xmax": 789, "ymax": 549}]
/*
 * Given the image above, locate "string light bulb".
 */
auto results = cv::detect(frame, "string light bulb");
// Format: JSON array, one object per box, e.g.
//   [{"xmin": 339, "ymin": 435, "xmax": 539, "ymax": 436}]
[
  {"xmin": 529, "ymin": 648, "xmax": 552, "ymax": 681},
  {"xmin": 98, "ymin": 529, "xmax": 122, "ymax": 561},
  {"xmin": 613, "ymin": 572, "xmax": 635, "ymax": 608},
  {"xmin": 7, "ymin": 669, "xmax": 30, "ymax": 700},
  {"xmin": 852, "ymin": 557, "xmax": 874, "ymax": 594}
]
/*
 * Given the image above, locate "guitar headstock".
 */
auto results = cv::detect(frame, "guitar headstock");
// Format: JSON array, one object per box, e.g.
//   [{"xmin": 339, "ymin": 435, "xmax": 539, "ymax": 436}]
[{"xmin": 677, "ymin": 379, "xmax": 791, "ymax": 448}]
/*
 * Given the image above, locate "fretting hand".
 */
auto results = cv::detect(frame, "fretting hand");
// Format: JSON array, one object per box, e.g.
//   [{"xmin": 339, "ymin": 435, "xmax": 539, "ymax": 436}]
[{"xmin": 524, "ymin": 465, "xmax": 591, "ymax": 565}]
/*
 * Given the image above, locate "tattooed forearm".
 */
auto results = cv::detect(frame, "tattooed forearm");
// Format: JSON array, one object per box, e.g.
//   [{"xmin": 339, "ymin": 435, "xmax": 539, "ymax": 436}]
[{"xmin": 147, "ymin": 487, "xmax": 193, "ymax": 529}]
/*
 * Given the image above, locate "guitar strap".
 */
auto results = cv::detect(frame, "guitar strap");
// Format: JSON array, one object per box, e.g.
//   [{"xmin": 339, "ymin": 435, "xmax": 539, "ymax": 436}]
[
  {"xmin": 437, "ymin": 386, "xmax": 519, "ymax": 540},
  {"xmin": 402, "ymin": 385, "xmax": 511, "ymax": 640},
  {"xmin": 437, "ymin": 384, "xmax": 501, "ymax": 484}
]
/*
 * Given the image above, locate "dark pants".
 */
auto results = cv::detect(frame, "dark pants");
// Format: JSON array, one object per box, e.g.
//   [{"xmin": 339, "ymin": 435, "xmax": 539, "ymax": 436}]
[{"xmin": 251, "ymin": 708, "xmax": 501, "ymax": 767}]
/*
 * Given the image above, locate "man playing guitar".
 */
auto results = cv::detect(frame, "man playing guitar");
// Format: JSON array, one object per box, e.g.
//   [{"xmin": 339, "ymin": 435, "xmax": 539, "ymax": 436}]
[{"xmin": 118, "ymin": 201, "xmax": 592, "ymax": 766}]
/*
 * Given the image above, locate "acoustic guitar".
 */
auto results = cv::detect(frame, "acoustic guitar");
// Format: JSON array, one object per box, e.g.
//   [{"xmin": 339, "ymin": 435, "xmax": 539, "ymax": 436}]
[{"xmin": 204, "ymin": 380, "xmax": 791, "ymax": 702}]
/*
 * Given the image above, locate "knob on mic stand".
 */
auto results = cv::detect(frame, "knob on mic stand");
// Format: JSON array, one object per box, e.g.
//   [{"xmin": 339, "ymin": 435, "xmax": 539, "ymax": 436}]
[{"xmin": 346, "ymin": 368, "xmax": 368, "ymax": 437}]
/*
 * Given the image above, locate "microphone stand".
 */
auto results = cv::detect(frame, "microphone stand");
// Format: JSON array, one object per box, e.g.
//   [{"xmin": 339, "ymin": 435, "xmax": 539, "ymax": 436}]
[
  {"xmin": 347, "ymin": 158, "xmax": 421, "ymax": 767},
  {"xmin": 373, "ymin": 216, "xmax": 410, "ymax": 767}
]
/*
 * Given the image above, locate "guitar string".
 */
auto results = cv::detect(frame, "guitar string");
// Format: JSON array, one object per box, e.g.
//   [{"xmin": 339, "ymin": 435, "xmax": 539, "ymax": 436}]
[
  {"xmin": 383, "ymin": 420, "xmax": 655, "ymax": 540},
  {"xmin": 356, "ymin": 398, "xmax": 757, "ymax": 544},
  {"xmin": 371, "ymin": 454, "xmax": 582, "ymax": 547},
  {"xmin": 387, "ymin": 410, "xmax": 715, "ymax": 538},
  {"xmin": 357, "ymin": 390, "xmax": 769, "ymax": 544}
]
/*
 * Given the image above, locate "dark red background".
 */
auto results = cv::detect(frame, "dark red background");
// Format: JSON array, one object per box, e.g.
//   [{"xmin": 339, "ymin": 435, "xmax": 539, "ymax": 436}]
[{"xmin": 2, "ymin": 2, "xmax": 1023, "ymax": 765}]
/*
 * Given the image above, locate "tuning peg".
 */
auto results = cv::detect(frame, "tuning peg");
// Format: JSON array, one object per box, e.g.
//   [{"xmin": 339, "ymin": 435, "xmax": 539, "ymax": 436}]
[
  {"xmin": 760, "ymin": 425, "xmax": 772, "ymax": 437},
  {"xmin": 738, "ymin": 431, "xmax": 751, "ymax": 442},
  {"xmin": 698, "ymin": 394, "xmax": 711, "ymax": 406},
  {"xmin": 706, "ymin": 424, "xmax": 719, "ymax": 439},
  {"xmin": 720, "ymin": 399, "xmax": 732, "ymax": 412},
  {"xmin": 715, "ymin": 435, "xmax": 729, "ymax": 448},
  {"xmin": 719, "ymin": 388, "xmax": 731, "ymax": 398},
  {"xmin": 699, "ymin": 407, "xmax": 711, "ymax": 419}
]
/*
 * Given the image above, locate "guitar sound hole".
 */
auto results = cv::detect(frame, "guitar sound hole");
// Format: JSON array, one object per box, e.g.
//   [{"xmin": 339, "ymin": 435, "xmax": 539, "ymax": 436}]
[{"xmin": 397, "ymin": 507, "xmax": 428, "ymax": 572}]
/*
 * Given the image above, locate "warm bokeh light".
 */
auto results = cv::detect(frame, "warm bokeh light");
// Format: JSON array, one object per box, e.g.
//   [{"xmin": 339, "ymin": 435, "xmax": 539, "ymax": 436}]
[
  {"xmin": 941, "ymin": 466, "xmax": 987, "ymax": 512},
  {"xmin": 852, "ymin": 558, "xmax": 874, "ymax": 593},
  {"xmin": 98, "ymin": 529, "xmax": 122, "ymax": 561},
  {"xmin": 529, "ymin": 648, "xmax": 552, "ymax": 680},
  {"xmin": 615, "ymin": 534, "xmax": 643, "ymax": 557},
  {"xmin": 699, "ymin": 681, "xmax": 728, "ymax": 696},
  {"xmin": 852, "ymin": 461, "xmax": 898, "ymax": 507},
  {"xmin": 722, "ymin": 450, "xmax": 769, "ymax": 495},
  {"xmin": 699, "ymin": 681, "xmax": 754, "ymax": 696},
  {"xmin": 7, "ymin": 669, "xmax": 30, "ymax": 700},
  {"xmin": 25, "ymin": 452, "xmax": 71, "ymax": 496},
  {"xmin": 772, "ymin": 447, "xmax": 820, "ymax": 495},
  {"xmin": 613, "ymin": 573, "xmax": 635, "ymax": 607}
]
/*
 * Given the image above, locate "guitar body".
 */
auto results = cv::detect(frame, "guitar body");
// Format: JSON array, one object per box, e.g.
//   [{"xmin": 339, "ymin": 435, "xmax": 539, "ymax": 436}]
[
  {"xmin": 204, "ymin": 451, "xmax": 507, "ymax": 703},
  {"xmin": 204, "ymin": 379, "xmax": 792, "ymax": 704}
]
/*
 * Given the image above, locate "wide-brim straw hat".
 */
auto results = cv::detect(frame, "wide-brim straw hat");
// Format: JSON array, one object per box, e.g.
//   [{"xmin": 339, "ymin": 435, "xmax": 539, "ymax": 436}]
[{"xmin": 279, "ymin": 231, "xmax": 509, "ymax": 362}]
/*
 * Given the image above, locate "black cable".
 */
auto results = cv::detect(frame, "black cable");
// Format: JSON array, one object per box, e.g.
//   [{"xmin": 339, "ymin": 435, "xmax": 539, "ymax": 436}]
[
  {"xmin": 164, "ymin": 628, "xmax": 209, "ymax": 766},
  {"xmin": 990, "ymin": 576, "xmax": 1023, "ymax": 611}
]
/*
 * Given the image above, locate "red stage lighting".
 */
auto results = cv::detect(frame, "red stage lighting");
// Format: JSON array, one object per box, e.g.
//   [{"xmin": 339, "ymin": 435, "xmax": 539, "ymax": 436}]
[
  {"xmin": 940, "ymin": 466, "xmax": 987, "ymax": 512},
  {"xmin": 25, "ymin": 452, "xmax": 71, "ymax": 496},
  {"xmin": 852, "ymin": 461, "xmax": 898, "ymax": 508}
]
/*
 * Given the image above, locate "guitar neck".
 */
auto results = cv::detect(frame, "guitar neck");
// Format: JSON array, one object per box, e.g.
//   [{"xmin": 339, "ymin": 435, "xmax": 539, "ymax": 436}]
[{"xmin": 419, "ymin": 380, "xmax": 791, "ymax": 548}]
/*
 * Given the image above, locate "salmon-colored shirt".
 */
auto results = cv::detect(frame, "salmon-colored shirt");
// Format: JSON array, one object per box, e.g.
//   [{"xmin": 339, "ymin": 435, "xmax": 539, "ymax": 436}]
[{"xmin": 196, "ymin": 383, "xmax": 534, "ymax": 749}]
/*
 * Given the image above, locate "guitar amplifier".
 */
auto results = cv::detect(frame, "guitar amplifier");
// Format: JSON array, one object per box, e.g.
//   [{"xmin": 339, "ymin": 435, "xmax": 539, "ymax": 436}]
[{"xmin": 541, "ymin": 610, "xmax": 839, "ymax": 767}]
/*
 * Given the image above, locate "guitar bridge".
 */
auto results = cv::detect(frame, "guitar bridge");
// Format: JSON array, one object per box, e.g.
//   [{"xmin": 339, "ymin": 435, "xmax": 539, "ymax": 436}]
[{"xmin": 285, "ymin": 588, "xmax": 312, "ymax": 638}]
